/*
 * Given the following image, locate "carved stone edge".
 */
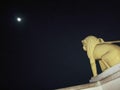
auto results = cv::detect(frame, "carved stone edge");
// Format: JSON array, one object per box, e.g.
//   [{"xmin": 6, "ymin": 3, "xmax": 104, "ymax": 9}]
[{"xmin": 90, "ymin": 63, "xmax": 120, "ymax": 83}]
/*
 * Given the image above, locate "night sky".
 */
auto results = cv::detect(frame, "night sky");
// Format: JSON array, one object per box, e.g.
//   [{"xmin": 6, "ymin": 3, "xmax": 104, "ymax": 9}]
[{"xmin": 1, "ymin": 1, "xmax": 120, "ymax": 90}]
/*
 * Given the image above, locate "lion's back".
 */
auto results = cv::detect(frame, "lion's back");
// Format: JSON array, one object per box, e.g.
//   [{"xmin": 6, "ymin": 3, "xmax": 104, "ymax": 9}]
[{"xmin": 93, "ymin": 43, "xmax": 120, "ymax": 59}]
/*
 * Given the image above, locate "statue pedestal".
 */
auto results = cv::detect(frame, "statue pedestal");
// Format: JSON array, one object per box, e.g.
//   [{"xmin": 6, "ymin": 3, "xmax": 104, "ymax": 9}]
[
  {"xmin": 90, "ymin": 64, "xmax": 120, "ymax": 82},
  {"xmin": 55, "ymin": 64, "xmax": 120, "ymax": 90}
]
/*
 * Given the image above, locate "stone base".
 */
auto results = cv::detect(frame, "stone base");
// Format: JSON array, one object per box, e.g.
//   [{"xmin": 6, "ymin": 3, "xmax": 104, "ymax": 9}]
[
  {"xmin": 55, "ymin": 64, "xmax": 120, "ymax": 90},
  {"xmin": 90, "ymin": 64, "xmax": 120, "ymax": 82}
]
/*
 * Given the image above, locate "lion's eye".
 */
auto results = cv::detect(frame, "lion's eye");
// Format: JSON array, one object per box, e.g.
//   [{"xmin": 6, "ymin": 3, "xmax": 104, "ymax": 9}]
[
  {"xmin": 83, "ymin": 42, "xmax": 86, "ymax": 45},
  {"xmin": 82, "ymin": 41, "xmax": 84, "ymax": 44},
  {"xmin": 81, "ymin": 41, "xmax": 84, "ymax": 43}
]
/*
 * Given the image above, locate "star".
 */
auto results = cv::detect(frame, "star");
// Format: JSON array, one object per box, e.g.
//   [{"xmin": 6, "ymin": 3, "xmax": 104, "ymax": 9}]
[{"xmin": 17, "ymin": 17, "xmax": 22, "ymax": 22}]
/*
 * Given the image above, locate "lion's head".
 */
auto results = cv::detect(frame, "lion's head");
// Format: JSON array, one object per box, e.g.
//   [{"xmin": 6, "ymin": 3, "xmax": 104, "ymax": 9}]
[{"xmin": 81, "ymin": 35, "xmax": 104, "ymax": 59}]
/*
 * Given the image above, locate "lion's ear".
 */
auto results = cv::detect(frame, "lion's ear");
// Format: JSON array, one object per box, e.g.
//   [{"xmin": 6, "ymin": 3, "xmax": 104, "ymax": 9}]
[{"xmin": 98, "ymin": 38, "xmax": 104, "ymax": 43}]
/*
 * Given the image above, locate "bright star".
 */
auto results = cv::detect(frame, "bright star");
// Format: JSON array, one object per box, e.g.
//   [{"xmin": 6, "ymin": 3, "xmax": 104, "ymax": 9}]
[{"xmin": 17, "ymin": 17, "xmax": 22, "ymax": 22}]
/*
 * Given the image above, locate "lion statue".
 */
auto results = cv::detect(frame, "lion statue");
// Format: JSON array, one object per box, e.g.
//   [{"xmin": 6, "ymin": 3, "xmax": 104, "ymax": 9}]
[{"xmin": 81, "ymin": 35, "xmax": 120, "ymax": 77}]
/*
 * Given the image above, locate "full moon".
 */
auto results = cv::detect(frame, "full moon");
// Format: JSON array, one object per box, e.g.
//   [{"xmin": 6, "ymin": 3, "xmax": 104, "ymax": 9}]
[{"xmin": 17, "ymin": 17, "xmax": 22, "ymax": 22}]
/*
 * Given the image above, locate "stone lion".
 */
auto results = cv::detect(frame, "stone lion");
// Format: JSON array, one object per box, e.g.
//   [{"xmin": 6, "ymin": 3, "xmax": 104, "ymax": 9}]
[{"xmin": 81, "ymin": 35, "xmax": 120, "ymax": 77}]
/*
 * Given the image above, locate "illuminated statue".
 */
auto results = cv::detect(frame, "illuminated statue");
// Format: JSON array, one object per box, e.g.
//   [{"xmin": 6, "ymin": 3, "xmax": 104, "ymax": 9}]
[{"xmin": 81, "ymin": 35, "xmax": 120, "ymax": 77}]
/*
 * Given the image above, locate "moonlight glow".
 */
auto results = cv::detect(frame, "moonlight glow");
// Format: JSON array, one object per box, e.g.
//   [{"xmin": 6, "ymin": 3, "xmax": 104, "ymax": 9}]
[{"xmin": 17, "ymin": 17, "xmax": 22, "ymax": 22}]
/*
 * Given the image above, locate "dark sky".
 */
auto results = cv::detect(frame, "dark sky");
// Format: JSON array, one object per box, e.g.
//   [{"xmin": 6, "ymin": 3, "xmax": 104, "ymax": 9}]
[{"xmin": 1, "ymin": 1, "xmax": 120, "ymax": 90}]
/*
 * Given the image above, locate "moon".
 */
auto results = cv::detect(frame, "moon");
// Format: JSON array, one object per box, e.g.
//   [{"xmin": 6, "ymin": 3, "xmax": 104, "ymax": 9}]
[{"xmin": 17, "ymin": 17, "xmax": 22, "ymax": 22}]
